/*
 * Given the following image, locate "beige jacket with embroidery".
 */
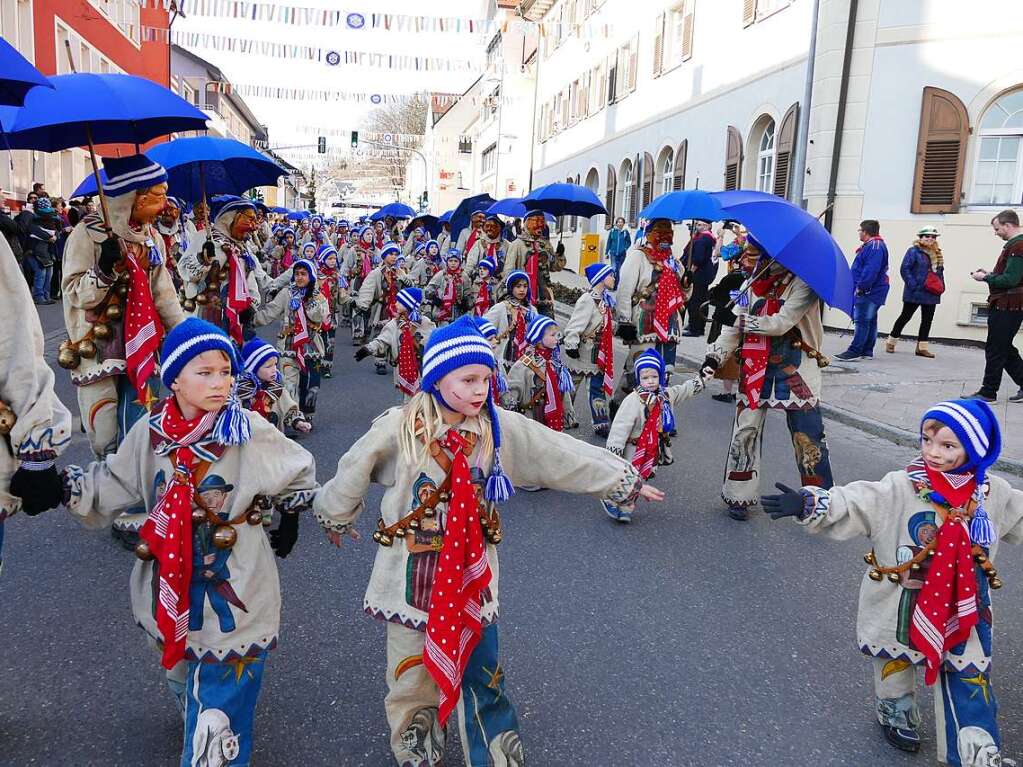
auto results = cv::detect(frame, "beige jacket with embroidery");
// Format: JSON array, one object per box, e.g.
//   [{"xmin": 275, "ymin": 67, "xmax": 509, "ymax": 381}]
[
  {"xmin": 483, "ymin": 300, "xmax": 532, "ymax": 367},
  {"xmin": 61, "ymin": 194, "xmax": 185, "ymax": 386},
  {"xmin": 313, "ymin": 406, "xmax": 642, "ymax": 630},
  {"xmin": 252, "ymin": 286, "xmax": 329, "ymax": 359},
  {"xmin": 606, "ymin": 380, "xmax": 703, "ymax": 460},
  {"xmin": 64, "ymin": 413, "xmax": 317, "ymax": 661},
  {"xmin": 563, "ymin": 291, "xmax": 616, "ymax": 375}
]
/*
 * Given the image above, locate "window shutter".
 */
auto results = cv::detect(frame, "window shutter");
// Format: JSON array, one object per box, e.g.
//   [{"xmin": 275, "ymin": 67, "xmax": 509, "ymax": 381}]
[
  {"xmin": 652, "ymin": 13, "xmax": 664, "ymax": 76},
  {"xmin": 605, "ymin": 164, "xmax": 616, "ymax": 225},
  {"xmin": 724, "ymin": 126, "xmax": 743, "ymax": 191},
  {"xmin": 607, "ymin": 53, "xmax": 617, "ymax": 104},
  {"xmin": 774, "ymin": 102, "xmax": 799, "ymax": 198},
  {"xmin": 911, "ymin": 86, "xmax": 969, "ymax": 214},
  {"xmin": 631, "ymin": 155, "xmax": 641, "ymax": 223},
  {"xmin": 628, "ymin": 35, "xmax": 639, "ymax": 91},
  {"xmin": 673, "ymin": 139, "xmax": 687, "ymax": 190},
  {"xmin": 681, "ymin": 1, "xmax": 695, "ymax": 60},
  {"xmin": 743, "ymin": 0, "xmax": 757, "ymax": 27},
  {"xmin": 561, "ymin": 87, "xmax": 570, "ymax": 127},
  {"xmin": 642, "ymin": 151, "xmax": 654, "ymax": 208}
]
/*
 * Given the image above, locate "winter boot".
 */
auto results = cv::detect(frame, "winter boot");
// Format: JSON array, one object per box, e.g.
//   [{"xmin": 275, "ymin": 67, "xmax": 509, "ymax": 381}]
[
  {"xmin": 881, "ymin": 724, "xmax": 921, "ymax": 753},
  {"xmin": 885, "ymin": 337, "xmax": 898, "ymax": 353},
  {"xmin": 915, "ymin": 342, "xmax": 935, "ymax": 358}
]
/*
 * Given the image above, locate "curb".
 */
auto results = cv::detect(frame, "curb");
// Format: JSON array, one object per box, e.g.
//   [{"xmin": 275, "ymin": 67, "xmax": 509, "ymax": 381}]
[{"xmin": 553, "ymin": 300, "xmax": 1023, "ymax": 479}]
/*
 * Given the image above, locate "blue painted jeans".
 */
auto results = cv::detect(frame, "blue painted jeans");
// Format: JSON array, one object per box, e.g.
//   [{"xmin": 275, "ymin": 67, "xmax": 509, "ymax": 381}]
[
  {"xmin": 848, "ymin": 296, "xmax": 881, "ymax": 356},
  {"xmin": 26, "ymin": 256, "xmax": 52, "ymax": 302}
]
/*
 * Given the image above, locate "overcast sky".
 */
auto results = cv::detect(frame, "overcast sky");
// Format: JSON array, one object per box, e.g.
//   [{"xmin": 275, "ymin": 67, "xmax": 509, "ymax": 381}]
[{"xmin": 174, "ymin": 0, "xmax": 493, "ymax": 164}]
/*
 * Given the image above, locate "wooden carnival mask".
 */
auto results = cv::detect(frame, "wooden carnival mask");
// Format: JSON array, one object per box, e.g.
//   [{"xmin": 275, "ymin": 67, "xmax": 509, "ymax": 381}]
[
  {"xmin": 230, "ymin": 209, "xmax": 258, "ymax": 240},
  {"xmin": 524, "ymin": 214, "xmax": 545, "ymax": 237},
  {"xmin": 131, "ymin": 183, "xmax": 169, "ymax": 225}
]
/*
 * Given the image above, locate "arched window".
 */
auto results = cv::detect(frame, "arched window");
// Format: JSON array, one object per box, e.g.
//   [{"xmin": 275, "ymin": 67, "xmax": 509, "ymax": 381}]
[
  {"xmin": 657, "ymin": 146, "xmax": 674, "ymax": 196},
  {"xmin": 584, "ymin": 167, "xmax": 600, "ymax": 232},
  {"xmin": 756, "ymin": 119, "xmax": 776, "ymax": 193},
  {"xmin": 605, "ymin": 164, "xmax": 617, "ymax": 228},
  {"xmin": 973, "ymin": 89, "xmax": 1023, "ymax": 205},
  {"xmin": 620, "ymin": 159, "xmax": 634, "ymax": 225}
]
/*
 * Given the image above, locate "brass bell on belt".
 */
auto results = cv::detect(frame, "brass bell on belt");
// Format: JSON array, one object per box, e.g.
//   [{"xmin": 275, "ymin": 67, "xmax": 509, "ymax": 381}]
[
  {"xmin": 77, "ymin": 338, "xmax": 97, "ymax": 359},
  {"xmin": 863, "ymin": 552, "xmax": 876, "ymax": 566},
  {"xmin": 975, "ymin": 553, "xmax": 988, "ymax": 564},
  {"xmin": 868, "ymin": 569, "xmax": 883, "ymax": 582},
  {"xmin": 887, "ymin": 572, "xmax": 900, "ymax": 583},
  {"xmin": 192, "ymin": 507, "xmax": 207, "ymax": 525},
  {"xmin": 246, "ymin": 508, "xmax": 264, "ymax": 526},
  {"xmin": 58, "ymin": 339, "xmax": 81, "ymax": 369},
  {"xmin": 394, "ymin": 528, "xmax": 407, "ymax": 538},
  {"xmin": 195, "ymin": 292, "xmax": 209, "ymax": 305},
  {"xmin": 378, "ymin": 533, "xmax": 393, "ymax": 547},
  {"xmin": 212, "ymin": 524, "xmax": 237, "ymax": 550},
  {"xmin": 115, "ymin": 282, "xmax": 129, "ymax": 298},
  {"xmin": 105, "ymin": 302, "xmax": 123, "ymax": 320},
  {"xmin": 487, "ymin": 529, "xmax": 503, "ymax": 545},
  {"xmin": 0, "ymin": 402, "xmax": 15, "ymax": 436},
  {"xmin": 910, "ymin": 562, "xmax": 921, "ymax": 571},
  {"xmin": 423, "ymin": 507, "xmax": 436, "ymax": 518},
  {"xmin": 92, "ymin": 322, "xmax": 111, "ymax": 341},
  {"xmin": 183, "ymin": 298, "xmax": 196, "ymax": 312},
  {"xmin": 408, "ymin": 518, "xmax": 420, "ymax": 530},
  {"xmin": 989, "ymin": 577, "xmax": 1004, "ymax": 590},
  {"xmin": 207, "ymin": 280, "xmax": 220, "ymax": 291},
  {"xmin": 219, "ymin": 267, "xmax": 230, "ymax": 280},
  {"xmin": 134, "ymin": 540, "xmax": 155, "ymax": 561}
]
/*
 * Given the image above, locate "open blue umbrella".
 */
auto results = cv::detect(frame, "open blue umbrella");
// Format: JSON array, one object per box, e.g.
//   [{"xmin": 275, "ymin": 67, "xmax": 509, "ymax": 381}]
[
  {"xmin": 710, "ymin": 190, "xmax": 855, "ymax": 316},
  {"xmin": 270, "ymin": 206, "xmax": 289, "ymax": 214},
  {"xmin": 404, "ymin": 214, "xmax": 441, "ymax": 239},
  {"xmin": 0, "ymin": 38, "xmax": 53, "ymax": 107},
  {"xmin": 449, "ymin": 194, "xmax": 496, "ymax": 243},
  {"xmin": 522, "ymin": 183, "xmax": 607, "ymax": 218},
  {"xmin": 438, "ymin": 209, "xmax": 454, "ymax": 224},
  {"xmin": 287, "ymin": 210, "xmax": 311, "ymax": 220},
  {"xmin": 145, "ymin": 136, "xmax": 284, "ymax": 202},
  {"xmin": 487, "ymin": 197, "xmax": 527, "ymax": 217},
  {"xmin": 639, "ymin": 190, "xmax": 724, "ymax": 222},
  {"xmin": 370, "ymin": 202, "xmax": 416, "ymax": 221},
  {"xmin": 0, "ymin": 73, "xmax": 208, "ymax": 151}
]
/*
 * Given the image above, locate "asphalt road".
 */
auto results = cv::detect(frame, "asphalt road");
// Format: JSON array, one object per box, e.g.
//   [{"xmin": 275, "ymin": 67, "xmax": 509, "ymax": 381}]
[{"xmin": 3, "ymin": 303, "xmax": 1023, "ymax": 766}]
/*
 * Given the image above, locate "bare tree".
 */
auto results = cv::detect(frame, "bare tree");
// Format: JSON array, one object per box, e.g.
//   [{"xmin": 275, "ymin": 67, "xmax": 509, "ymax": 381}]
[{"xmin": 362, "ymin": 95, "xmax": 429, "ymax": 189}]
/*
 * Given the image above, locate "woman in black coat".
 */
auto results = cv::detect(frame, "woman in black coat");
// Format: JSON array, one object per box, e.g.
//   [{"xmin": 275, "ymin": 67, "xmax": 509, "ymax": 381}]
[{"xmin": 885, "ymin": 226, "xmax": 943, "ymax": 358}]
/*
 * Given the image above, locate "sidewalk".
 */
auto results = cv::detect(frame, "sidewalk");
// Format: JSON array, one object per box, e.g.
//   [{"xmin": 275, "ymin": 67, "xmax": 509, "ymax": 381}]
[{"xmin": 552, "ymin": 269, "xmax": 1023, "ymax": 474}]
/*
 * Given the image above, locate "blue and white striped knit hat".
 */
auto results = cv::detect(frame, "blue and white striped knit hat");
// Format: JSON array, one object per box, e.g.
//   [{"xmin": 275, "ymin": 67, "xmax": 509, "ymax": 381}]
[
  {"xmin": 414, "ymin": 242, "xmax": 427, "ymax": 256},
  {"xmin": 922, "ymin": 399, "xmax": 1002, "ymax": 545},
  {"xmin": 585, "ymin": 262, "xmax": 615, "ymax": 287},
  {"xmin": 634, "ymin": 347, "xmax": 666, "ymax": 385},
  {"xmin": 101, "ymin": 154, "xmax": 168, "ymax": 197},
  {"xmin": 397, "ymin": 287, "xmax": 423, "ymax": 321},
  {"xmin": 476, "ymin": 319, "xmax": 498, "ymax": 339},
  {"xmin": 160, "ymin": 318, "xmax": 240, "ymax": 388},
  {"xmin": 281, "ymin": 227, "xmax": 296, "ymax": 239},
  {"xmin": 301, "ymin": 241, "xmax": 316, "ymax": 256},
  {"xmin": 505, "ymin": 269, "xmax": 530, "ymax": 301},
  {"xmin": 425, "ymin": 239, "xmax": 440, "ymax": 258},
  {"xmin": 241, "ymin": 337, "xmax": 279, "ymax": 375},
  {"xmin": 421, "ymin": 315, "xmax": 514, "ymax": 503},
  {"xmin": 211, "ymin": 196, "xmax": 255, "ymax": 222},
  {"xmin": 380, "ymin": 242, "xmax": 402, "ymax": 260},
  {"xmin": 525, "ymin": 314, "xmax": 557, "ymax": 345},
  {"xmin": 318, "ymin": 245, "xmax": 338, "ymax": 265},
  {"xmin": 292, "ymin": 258, "xmax": 318, "ymax": 289},
  {"xmin": 478, "ymin": 257, "xmax": 497, "ymax": 275},
  {"xmin": 445, "ymin": 248, "xmax": 462, "ymax": 264}
]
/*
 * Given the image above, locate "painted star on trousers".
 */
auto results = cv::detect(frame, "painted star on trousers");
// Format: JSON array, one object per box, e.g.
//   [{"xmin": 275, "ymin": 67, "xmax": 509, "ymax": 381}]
[
  {"xmin": 482, "ymin": 664, "xmax": 504, "ymax": 699},
  {"xmin": 223, "ymin": 656, "xmax": 262, "ymax": 684},
  {"xmin": 962, "ymin": 671, "xmax": 992, "ymax": 705}
]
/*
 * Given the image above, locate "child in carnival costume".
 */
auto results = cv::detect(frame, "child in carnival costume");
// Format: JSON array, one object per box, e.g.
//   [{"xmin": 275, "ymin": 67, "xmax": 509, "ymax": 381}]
[
  {"xmin": 604, "ymin": 349, "xmax": 703, "ymax": 522},
  {"xmin": 46, "ymin": 318, "xmax": 316, "ymax": 766},
  {"xmin": 317, "ymin": 245, "xmax": 348, "ymax": 378},
  {"xmin": 762, "ymin": 399, "xmax": 1023, "ymax": 766},
  {"xmin": 470, "ymin": 256, "xmax": 499, "ymax": 318},
  {"xmin": 252, "ymin": 258, "xmax": 329, "ymax": 428},
  {"xmin": 177, "ymin": 197, "xmax": 260, "ymax": 344},
  {"xmin": 313, "ymin": 315, "xmax": 663, "ymax": 766},
  {"xmin": 504, "ymin": 209, "xmax": 561, "ymax": 318},
  {"xmin": 357, "ymin": 242, "xmax": 404, "ymax": 374},
  {"xmin": 61, "ymin": 154, "xmax": 186, "ymax": 543},
  {"xmin": 464, "ymin": 215, "xmax": 506, "ymax": 276},
  {"xmin": 402, "ymin": 225, "xmax": 428, "ymax": 259},
  {"xmin": 454, "ymin": 210, "xmax": 486, "ymax": 255},
  {"xmin": 356, "ymin": 287, "xmax": 436, "ymax": 398},
  {"xmin": 483, "ymin": 270, "xmax": 535, "ymax": 371},
  {"xmin": 503, "ymin": 314, "xmax": 576, "ymax": 431},
  {"xmin": 563, "ymin": 262, "xmax": 618, "ymax": 437},
  {"xmin": 269, "ymin": 227, "xmax": 297, "ymax": 279},
  {"xmin": 237, "ymin": 338, "xmax": 311, "ymax": 434},
  {"xmin": 426, "ymin": 248, "xmax": 471, "ymax": 327},
  {"xmin": 700, "ymin": 236, "xmax": 834, "ymax": 521},
  {"xmin": 406, "ymin": 240, "xmax": 440, "ymax": 288},
  {"xmin": 302, "ymin": 214, "xmax": 327, "ymax": 247},
  {"xmin": 614, "ymin": 218, "xmax": 688, "ymax": 403}
]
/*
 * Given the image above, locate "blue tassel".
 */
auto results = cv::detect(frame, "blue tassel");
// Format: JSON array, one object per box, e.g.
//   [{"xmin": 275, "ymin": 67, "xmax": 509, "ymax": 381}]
[
  {"xmin": 288, "ymin": 287, "xmax": 303, "ymax": 312},
  {"xmin": 554, "ymin": 348, "xmax": 574, "ymax": 393},
  {"xmin": 660, "ymin": 391, "xmax": 676, "ymax": 433},
  {"xmin": 602, "ymin": 291, "xmax": 617, "ymax": 310},
  {"xmin": 213, "ymin": 391, "xmax": 252, "ymax": 445},
  {"xmin": 496, "ymin": 371, "xmax": 509, "ymax": 394},
  {"xmin": 147, "ymin": 243, "xmax": 163, "ymax": 267},
  {"xmin": 970, "ymin": 502, "xmax": 995, "ymax": 547},
  {"xmin": 337, "ymin": 274, "xmax": 349, "ymax": 290},
  {"xmin": 409, "ymin": 307, "xmax": 422, "ymax": 324},
  {"xmin": 485, "ymin": 454, "xmax": 515, "ymax": 503}
]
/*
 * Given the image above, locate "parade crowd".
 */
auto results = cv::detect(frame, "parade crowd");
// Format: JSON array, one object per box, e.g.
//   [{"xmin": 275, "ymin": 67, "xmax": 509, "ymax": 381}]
[{"xmin": 4, "ymin": 151, "xmax": 1023, "ymax": 767}]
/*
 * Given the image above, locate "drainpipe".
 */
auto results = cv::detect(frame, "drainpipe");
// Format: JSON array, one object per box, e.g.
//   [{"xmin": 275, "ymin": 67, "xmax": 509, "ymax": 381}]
[
  {"xmin": 789, "ymin": 0, "xmax": 820, "ymax": 207},
  {"xmin": 823, "ymin": 0, "xmax": 859, "ymax": 233}
]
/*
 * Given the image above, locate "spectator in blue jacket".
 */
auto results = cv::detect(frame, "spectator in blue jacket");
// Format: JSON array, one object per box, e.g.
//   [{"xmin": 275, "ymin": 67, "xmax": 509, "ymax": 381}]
[
  {"xmin": 836, "ymin": 219, "xmax": 889, "ymax": 361},
  {"xmin": 885, "ymin": 226, "xmax": 943, "ymax": 358},
  {"xmin": 682, "ymin": 219, "xmax": 719, "ymax": 337},
  {"xmin": 605, "ymin": 216, "xmax": 631, "ymax": 280}
]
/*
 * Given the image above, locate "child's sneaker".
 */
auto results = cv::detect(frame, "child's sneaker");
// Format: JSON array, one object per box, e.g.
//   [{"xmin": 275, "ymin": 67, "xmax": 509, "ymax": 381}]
[
  {"xmin": 601, "ymin": 500, "xmax": 632, "ymax": 523},
  {"xmin": 727, "ymin": 505, "xmax": 749, "ymax": 521},
  {"xmin": 881, "ymin": 724, "xmax": 921, "ymax": 753}
]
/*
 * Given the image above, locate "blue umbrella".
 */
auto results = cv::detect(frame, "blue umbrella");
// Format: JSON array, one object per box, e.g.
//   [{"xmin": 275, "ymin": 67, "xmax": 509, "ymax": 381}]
[
  {"xmin": 287, "ymin": 210, "xmax": 311, "ymax": 220},
  {"xmin": 0, "ymin": 38, "xmax": 53, "ymax": 107},
  {"xmin": 270, "ymin": 206, "xmax": 289, "ymax": 214},
  {"xmin": 522, "ymin": 183, "xmax": 607, "ymax": 218},
  {"xmin": 639, "ymin": 190, "xmax": 724, "ymax": 222},
  {"xmin": 70, "ymin": 168, "xmax": 108, "ymax": 198},
  {"xmin": 404, "ymin": 215, "xmax": 441, "ymax": 239},
  {"xmin": 144, "ymin": 136, "xmax": 284, "ymax": 201},
  {"xmin": 0, "ymin": 73, "xmax": 208, "ymax": 151},
  {"xmin": 449, "ymin": 194, "xmax": 496, "ymax": 243},
  {"xmin": 487, "ymin": 197, "xmax": 527, "ymax": 217},
  {"xmin": 710, "ymin": 190, "xmax": 855, "ymax": 316},
  {"xmin": 370, "ymin": 202, "xmax": 416, "ymax": 221},
  {"xmin": 438, "ymin": 209, "xmax": 454, "ymax": 224}
]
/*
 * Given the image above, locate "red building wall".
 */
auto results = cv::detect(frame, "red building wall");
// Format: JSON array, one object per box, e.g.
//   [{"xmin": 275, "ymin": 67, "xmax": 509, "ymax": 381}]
[{"xmin": 32, "ymin": 0, "xmax": 169, "ymax": 83}]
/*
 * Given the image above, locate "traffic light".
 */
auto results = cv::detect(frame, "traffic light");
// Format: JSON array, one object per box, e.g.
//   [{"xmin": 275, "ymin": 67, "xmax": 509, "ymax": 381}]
[
  {"xmin": 350, "ymin": 130, "xmax": 359, "ymax": 148},
  {"xmin": 317, "ymin": 136, "xmax": 326, "ymax": 154}
]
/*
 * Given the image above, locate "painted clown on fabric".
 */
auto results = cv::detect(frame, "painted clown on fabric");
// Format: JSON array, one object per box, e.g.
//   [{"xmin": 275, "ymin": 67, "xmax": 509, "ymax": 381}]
[
  {"xmin": 603, "ymin": 348, "xmax": 703, "ymax": 523},
  {"xmin": 60, "ymin": 154, "xmax": 185, "ymax": 540},
  {"xmin": 563, "ymin": 262, "xmax": 619, "ymax": 437},
  {"xmin": 700, "ymin": 236, "xmax": 834, "ymax": 521},
  {"xmin": 356, "ymin": 287, "xmax": 436, "ymax": 400},
  {"xmin": 177, "ymin": 196, "xmax": 261, "ymax": 346},
  {"xmin": 51, "ymin": 318, "xmax": 317, "ymax": 767},
  {"xmin": 762, "ymin": 399, "xmax": 1023, "ymax": 767},
  {"xmin": 504, "ymin": 209, "xmax": 561, "ymax": 318},
  {"xmin": 313, "ymin": 315, "xmax": 663, "ymax": 767},
  {"xmin": 503, "ymin": 314, "xmax": 576, "ymax": 431}
]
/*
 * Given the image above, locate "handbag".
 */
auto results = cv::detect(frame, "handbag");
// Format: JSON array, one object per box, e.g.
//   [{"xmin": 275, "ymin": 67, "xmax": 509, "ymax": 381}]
[{"xmin": 923, "ymin": 269, "xmax": 945, "ymax": 296}]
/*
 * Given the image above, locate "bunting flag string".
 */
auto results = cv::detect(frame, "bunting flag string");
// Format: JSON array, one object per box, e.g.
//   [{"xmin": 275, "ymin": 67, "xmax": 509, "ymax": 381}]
[
  {"xmin": 201, "ymin": 83, "xmax": 516, "ymax": 108},
  {"xmin": 140, "ymin": 1, "xmax": 613, "ymax": 38},
  {"xmin": 148, "ymin": 29, "xmax": 485, "ymax": 71}
]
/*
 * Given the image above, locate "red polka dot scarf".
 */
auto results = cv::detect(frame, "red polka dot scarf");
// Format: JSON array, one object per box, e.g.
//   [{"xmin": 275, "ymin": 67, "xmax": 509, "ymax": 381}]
[
  {"xmin": 422, "ymin": 429, "xmax": 493, "ymax": 725},
  {"xmin": 122, "ymin": 247, "xmax": 165, "ymax": 399}
]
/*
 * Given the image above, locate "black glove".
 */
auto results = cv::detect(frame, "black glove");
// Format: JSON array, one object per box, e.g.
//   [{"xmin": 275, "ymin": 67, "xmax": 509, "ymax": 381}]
[
  {"xmin": 564, "ymin": 347, "xmax": 580, "ymax": 359},
  {"xmin": 97, "ymin": 236, "xmax": 122, "ymax": 276},
  {"xmin": 354, "ymin": 346, "xmax": 371, "ymax": 362},
  {"xmin": 10, "ymin": 464, "xmax": 64, "ymax": 516},
  {"xmin": 238, "ymin": 307, "xmax": 255, "ymax": 326},
  {"xmin": 761, "ymin": 483, "xmax": 809, "ymax": 520},
  {"xmin": 616, "ymin": 322, "xmax": 638, "ymax": 343},
  {"xmin": 201, "ymin": 240, "xmax": 217, "ymax": 265},
  {"xmin": 700, "ymin": 356, "xmax": 719, "ymax": 380},
  {"xmin": 712, "ymin": 303, "xmax": 737, "ymax": 327},
  {"xmin": 269, "ymin": 512, "xmax": 299, "ymax": 558}
]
